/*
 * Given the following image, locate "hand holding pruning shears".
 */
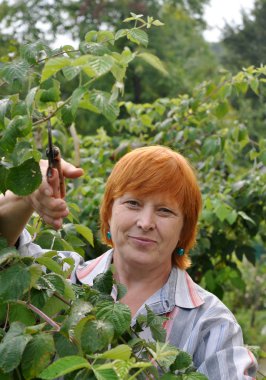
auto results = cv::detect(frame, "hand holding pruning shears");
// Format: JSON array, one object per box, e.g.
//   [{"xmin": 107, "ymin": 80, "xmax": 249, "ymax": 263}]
[{"xmin": 22, "ymin": 122, "xmax": 84, "ymax": 230}]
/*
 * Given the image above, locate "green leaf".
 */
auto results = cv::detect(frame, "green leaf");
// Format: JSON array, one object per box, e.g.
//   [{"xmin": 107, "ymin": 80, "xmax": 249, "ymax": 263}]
[
  {"xmin": 0, "ymin": 60, "xmax": 30, "ymax": 84},
  {"xmin": 20, "ymin": 41, "xmax": 51, "ymax": 64},
  {"xmin": 138, "ymin": 52, "xmax": 168, "ymax": 76},
  {"xmin": 127, "ymin": 29, "xmax": 148, "ymax": 47},
  {"xmin": 41, "ymin": 57, "xmax": 71, "ymax": 82},
  {"xmin": 81, "ymin": 319, "xmax": 114, "ymax": 354},
  {"xmin": 114, "ymin": 29, "xmax": 128, "ymax": 41},
  {"xmin": 71, "ymin": 87, "xmax": 87, "ymax": 116},
  {"xmin": 74, "ymin": 224, "xmax": 94, "ymax": 246},
  {"xmin": 146, "ymin": 305, "xmax": 167, "ymax": 342},
  {"xmin": 62, "ymin": 66, "xmax": 80, "ymax": 81},
  {"xmin": 92, "ymin": 366, "xmax": 119, "ymax": 380},
  {"xmin": 0, "ymin": 99, "xmax": 10, "ymax": 128},
  {"xmin": 40, "ymin": 273, "xmax": 66, "ymax": 295},
  {"xmin": 39, "ymin": 80, "xmax": 60, "ymax": 102},
  {"xmin": 6, "ymin": 158, "xmax": 42, "ymax": 196},
  {"xmin": 9, "ymin": 303, "xmax": 35, "ymax": 326},
  {"xmin": 86, "ymin": 55, "xmax": 114, "ymax": 77},
  {"xmin": 40, "ymin": 356, "xmax": 90, "ymax": 379},
  {"xmin": 116, "ymin": 283, "xmax": 127, "ymax": 300},
  {"xmin": 170, "ymin": 351, "xmax": 192, "ymax": 371},
  {"xmin": 36, "ymin": 256, "xmax": 64, "ymax": 276},
  {"xmin": 0, "ymin": 166, "xmax": 8, "ymax": 194},
  {"xmin": 0, "ymin": 246, "xmax": 19, "ymax": 265},
  {"xmin": 214, "ymin": 101, "xmax": 229, "ymax": 118},
  {"xmin": 89, "ymin": 90, "xmax": 119, "ymax": 122},
  {"xmin": 96, "ymin": 301, "xmax": 131, "ymax": 336},
  {"xmin": 152, "ymin": 20, "xmax": 164, "ymax": 26},
  {"xmin": 61, "ymin": 300, "xmax": 94, "ymax": 333},
  {"xmin": 25, "ymin": 86, "xmax": 38, "ymax": 114},
  {"xmin": 21, "ymin": 333, "xmax": 55, "ymax": 379},
  {"xmin": 182, "ymin": 373, "xmax": 208, "ymax": 380},
  {"xmin": 0, "ymin": 116, "xmax": 32, "ymax": 156},
  {"xmin": 0, "ymin": 263, "xmax": 31, "ymax": 302},
  {"xmin": 92, "ymin": 269, "xmax": 113, "ymax": 294},
  {"xmin": 0, "ymin": 322, "xmax": 32, "ymax": 373},
  {"xmin": 96, "ymin": 344, "xmax": 132, "ymax": 360}
]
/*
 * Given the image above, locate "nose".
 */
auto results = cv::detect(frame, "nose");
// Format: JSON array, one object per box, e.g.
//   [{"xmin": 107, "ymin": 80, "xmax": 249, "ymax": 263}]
[{"xmin": 136, "ymin": 207, "xmax": 156, "ymax": 231}]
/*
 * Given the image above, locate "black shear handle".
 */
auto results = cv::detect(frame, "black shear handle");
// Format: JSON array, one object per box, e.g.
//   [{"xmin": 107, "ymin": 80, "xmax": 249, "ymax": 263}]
[{"xmin": 46, "ymin": 122, "xmax": 65, "ymax": 198}]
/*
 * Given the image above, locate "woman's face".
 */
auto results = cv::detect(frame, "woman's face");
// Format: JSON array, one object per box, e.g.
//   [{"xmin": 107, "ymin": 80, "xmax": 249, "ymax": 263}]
[{"xmin": 109, "ymin": 192, "xmax": 184, "ymax": 270}]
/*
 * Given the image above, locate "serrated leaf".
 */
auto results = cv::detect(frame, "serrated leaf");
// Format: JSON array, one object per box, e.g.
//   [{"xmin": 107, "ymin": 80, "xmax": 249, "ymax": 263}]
[
  {"xmin": 127, "ymin": 29, "xmax": 148, "ymax": 47},
  {"xmin": 89, "ymin": 90, "xmax": 119, "ymax": 122},
  {"xmin": 0, "ymin": 263, "xmax": 31, "ymax": 302},
  {"xmin": 9, "ymin": 303, "xmax": 35, "ymax": 326},
  {"xmin": 170, "ymin": 350, "xmax": 192, "ymax": 371},
  {"xmin": 92, "ymin": 269, "xmax": 113, "ymax": 294},
  {"xmin": 96, "ymin": 301, "xmax": 131, "ymax": 336},
  {"xmin": 41, "ymin": 57, "xmax": 71, "ymax": 82},
  {"xmin": 61, "ymin": 300, "xmax": 94, "ymax": 333},
  {"xmin": 0, "ymin": 246, "xmax": 19, "ymax": 265},
  {"xmin": 62, "ymin": 66, "xmax": 80, "ymax": 81},
  {"xmin": 0, "ymin": 99, "xmax": 9, "ymax": 128},
  {"xmin": 138, "ymin": 52, "xmax": 168, "ymax": 76},
  {"xmin": 0, "ymin": 116, "xmax": 32, "ymax": 156},
  {"xmin": 40, "ymin": 356, "xmax": 90, "ymax": 379},
  {"xmin": 97, "ymin": 344, "xmax": 132, "ymax": 360},
  {"xmin": 93, "ymin": 366, "xmax": 119, "ymax": 380},
  {"xmin": 81, "ymin": 319, "xmax": 114, "ymax": 354},
  {"xmin": 114, "ymin": 29, "xmax": 128, "ymax": 41},
  {"xmin": 0, "ymin": 336, "xmax": 32, "ymax": 372},
  {"xmin": 146, "ymin": 306, "xmax": 167, "ymax": 342},
  {"xmin": 36, "ymin": 256, "xmax": 64, "ymax": 276},
  {"xmin": 0, "ymin": 60, "xmax": 30, "ymax": 84},
  {"xmin": 6, "ymin": 158, "xmax": 42, "ymax": 196},
  {"xmin": 25, "ymin": 86, "xmax": 38, "ymax": 114},
  {"xmin": 183, "ymin": 373, "xmax": 208, "ymax": 380},
  {"xmin": 152, "ymin": 20, "xmax": 164, "ymax": 26},
  {"xmin": 214, "ymin": 101, "xmax": 229, "ymax": 118},
  {"xmin": 83, "ymin": 43, "xmax": 111, "ymax": 56},
  {"xmin": 20, "ymin": 41, "xmax": 51, "ymax": 64},
  {"xmin": 87, "ymin": 55, "xmax": 114, "ymax": 77},
  {"xmin": 74, "ymin": 224, "xmax": 94, "ymax": 246},
  {"xmin": 70, "ymin": 87, "xmax": 87, "ymax": 116},
  {"xmin": 21, "ymin": 333, "xmax": 55, "ymax": 379},
  {"xmin": 116, "ymin": 283, "xmax": 127, "ymax": 300},
  {"xmin": 42, "ymin": 273, "xmax": 66, "ymax": 295}
]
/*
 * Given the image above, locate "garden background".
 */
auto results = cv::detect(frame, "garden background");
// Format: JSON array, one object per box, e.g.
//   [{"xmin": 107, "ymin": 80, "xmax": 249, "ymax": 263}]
[{"xmin": 0, "ymin": 0, "xmax": 265, "ymax": 379}]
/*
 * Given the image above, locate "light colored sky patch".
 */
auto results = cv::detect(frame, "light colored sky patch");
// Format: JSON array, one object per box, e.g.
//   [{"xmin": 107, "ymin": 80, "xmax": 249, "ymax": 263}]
[{"xmin": 203, "ymin": 0, "xmax": 255, "ymax": 42}]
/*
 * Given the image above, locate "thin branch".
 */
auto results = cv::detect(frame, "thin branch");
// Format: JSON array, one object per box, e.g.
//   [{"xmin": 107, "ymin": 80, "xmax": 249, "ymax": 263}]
[
  {"xmin": 69, "ymin": 123, "xmax": 80, "ymax": 167},
  {"xmin": 17, "ymin": 300, "xmax": 60, "ymax": 331}
]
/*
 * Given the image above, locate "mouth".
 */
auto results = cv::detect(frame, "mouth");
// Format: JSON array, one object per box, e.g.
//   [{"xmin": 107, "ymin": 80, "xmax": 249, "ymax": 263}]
[{"xmin": 129, "ymin": 235, "xmax": 157, "ymax": 245}]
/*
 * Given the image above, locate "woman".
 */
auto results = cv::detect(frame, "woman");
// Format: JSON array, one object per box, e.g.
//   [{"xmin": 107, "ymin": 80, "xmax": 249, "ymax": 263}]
[{"xmin": 0, "ymin": 146, "xmax": 258, "ymax": 379}]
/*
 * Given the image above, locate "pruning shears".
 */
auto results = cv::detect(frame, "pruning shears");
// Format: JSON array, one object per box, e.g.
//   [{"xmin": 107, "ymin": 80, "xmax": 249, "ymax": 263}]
[{"xmin": 46, "ymin": 120, "xmax": 65, "ymax": 198}]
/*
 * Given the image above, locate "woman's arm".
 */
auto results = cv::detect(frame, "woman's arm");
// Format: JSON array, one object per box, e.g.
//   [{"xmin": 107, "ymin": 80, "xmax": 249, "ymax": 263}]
[{"xmin": 0, "ymin": 159, "xmax": 84, "ymax": 246}]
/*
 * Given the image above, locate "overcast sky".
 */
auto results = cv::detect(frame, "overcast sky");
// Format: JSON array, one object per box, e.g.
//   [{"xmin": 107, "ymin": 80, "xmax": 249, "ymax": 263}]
[{"xmin": 203, "ymin": 0, "xmax": 255, "ymax": 41}]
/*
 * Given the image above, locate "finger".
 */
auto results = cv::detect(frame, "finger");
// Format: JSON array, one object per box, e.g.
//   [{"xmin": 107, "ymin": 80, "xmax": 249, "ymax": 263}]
[
  {"xmin": 61, "ymin": 158, "xmax": 84, "ymax": 179},
  {"xmin": 41, "ymin": 214, "xmax": 63, "ymax": 230}
]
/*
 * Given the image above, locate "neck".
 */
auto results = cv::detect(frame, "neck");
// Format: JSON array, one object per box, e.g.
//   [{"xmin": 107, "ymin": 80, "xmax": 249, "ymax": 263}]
[{"xmin": 113, "ymin": 251, "xmax": 172, "ymax": 316}]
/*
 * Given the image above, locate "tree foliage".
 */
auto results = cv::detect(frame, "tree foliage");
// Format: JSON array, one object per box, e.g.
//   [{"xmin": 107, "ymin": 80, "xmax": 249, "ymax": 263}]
[{"xmin": 0, "ymin": 8, "xmax": 266, "ymax": 380}]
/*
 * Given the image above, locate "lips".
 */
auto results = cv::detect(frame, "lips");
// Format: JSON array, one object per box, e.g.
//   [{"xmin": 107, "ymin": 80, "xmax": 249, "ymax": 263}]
[{"xmin": 128, "ymin": 235, "xmax": 157, "ymax": 245}]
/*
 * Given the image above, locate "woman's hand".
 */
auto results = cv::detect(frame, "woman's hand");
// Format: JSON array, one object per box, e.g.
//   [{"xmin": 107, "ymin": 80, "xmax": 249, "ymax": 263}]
[{"xmin": 23, "ymin": 159, "xmax": 84, "ymax": 229}]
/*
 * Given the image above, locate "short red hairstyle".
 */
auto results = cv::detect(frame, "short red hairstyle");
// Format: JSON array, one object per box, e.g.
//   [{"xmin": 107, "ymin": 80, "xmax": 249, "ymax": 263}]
[{"xmin": 100, "ymin": 145, "xmax": 202, "ymax": 270}]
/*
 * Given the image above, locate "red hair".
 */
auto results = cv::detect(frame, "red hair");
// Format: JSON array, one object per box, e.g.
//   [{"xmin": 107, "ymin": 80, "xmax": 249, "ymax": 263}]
[{"xmin": 100, "ymin": 146, "xmax": 202, "ymax": 269}]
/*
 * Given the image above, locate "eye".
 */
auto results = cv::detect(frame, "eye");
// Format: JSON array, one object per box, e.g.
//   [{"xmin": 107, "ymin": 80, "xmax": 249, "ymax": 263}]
[
  {"xmin": 158, "ymin": 207, "xmax": 176, "ymax": 216},
  {"xmin": 124, "ymin": 199, "xmax": 140, "ymax": 208}
]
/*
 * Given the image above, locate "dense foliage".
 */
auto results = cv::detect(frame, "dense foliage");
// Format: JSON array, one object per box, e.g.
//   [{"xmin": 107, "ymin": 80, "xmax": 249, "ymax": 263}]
[{"xmin": 0, "ymin": 4, "xmax": 265, "ymax": 379}]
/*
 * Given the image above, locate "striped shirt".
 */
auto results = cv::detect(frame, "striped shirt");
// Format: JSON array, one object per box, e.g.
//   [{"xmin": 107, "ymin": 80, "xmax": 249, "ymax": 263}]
[{"xmin": 19, "ymin": 230, "xmax": 258, "ymax": 380}]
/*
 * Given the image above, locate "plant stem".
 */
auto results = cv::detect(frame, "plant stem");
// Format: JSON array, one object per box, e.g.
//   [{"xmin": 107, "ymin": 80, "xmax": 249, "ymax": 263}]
[{"xmin": 17, "ymin": 300, "xmax": 60, "ymax": 331}]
